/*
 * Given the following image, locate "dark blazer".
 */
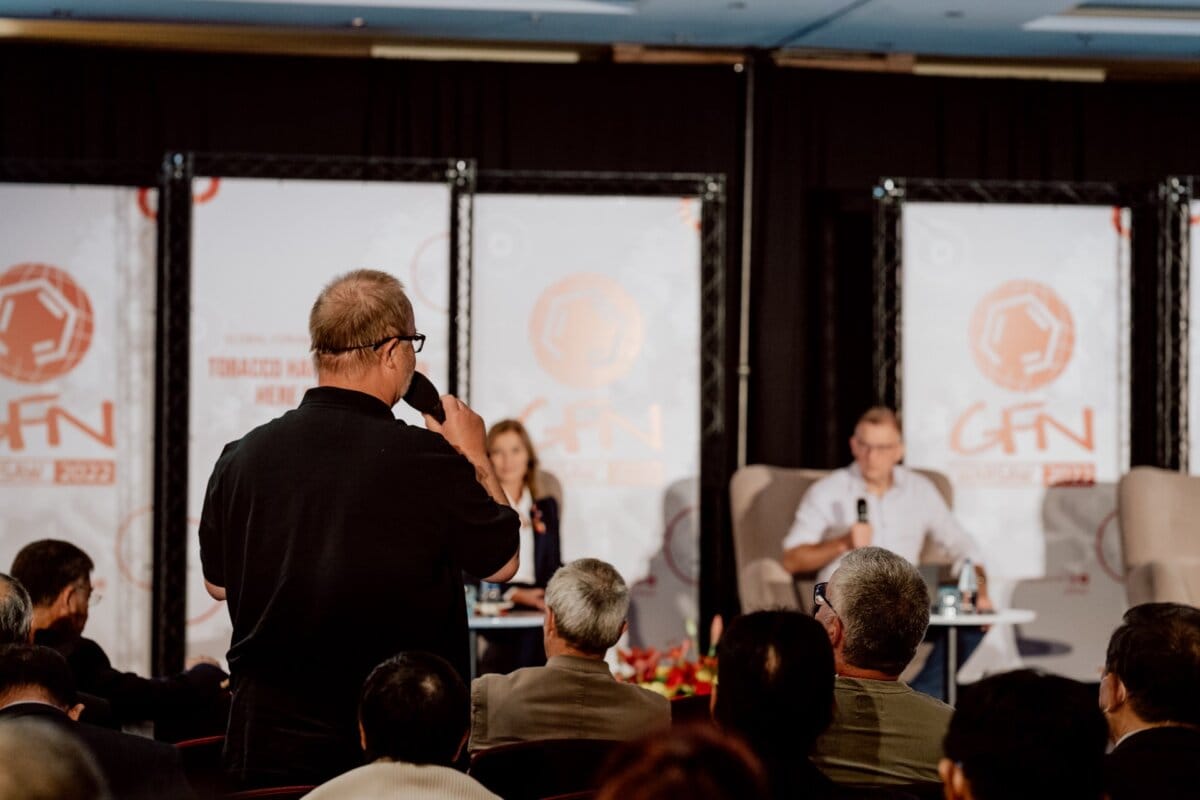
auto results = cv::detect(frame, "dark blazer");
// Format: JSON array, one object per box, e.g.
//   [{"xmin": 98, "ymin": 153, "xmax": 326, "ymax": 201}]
[
  {"xmin": 506, "ymin": 496, "xmax": 562, "ymax": 591},
  {"xmin": 34, "ymin": 628, "xmax": 228, "ymax": 737},
  {"xmin": 1106, "ymin": 725, "xmax": 1200, "ymax": 800},
  {"xmin": 0, "ymin": 702, "xmax": 195, "ymax": 800}
]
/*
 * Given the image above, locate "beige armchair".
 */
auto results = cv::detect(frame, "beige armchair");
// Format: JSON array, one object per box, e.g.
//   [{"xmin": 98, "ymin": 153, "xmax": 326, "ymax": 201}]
[
  {"xmin": 1117, "ymin": 466, "xmax": 1200, "ymax": 606},
  {"xmin": 729, "ymin": 464, "xmax": 955, "ymax": 614}
]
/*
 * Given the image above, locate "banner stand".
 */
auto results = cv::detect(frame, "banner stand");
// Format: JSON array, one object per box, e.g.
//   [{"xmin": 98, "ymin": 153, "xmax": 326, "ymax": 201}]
[
  {"xmin": 159, "ymin": 154, "xmax": 473, "ymax": 675},
  {"xmin": 1158, "ymin": 177, "xmax": 1191, "ymax": 473},
  {"xmin": 474, "ymin": 170, "xmax": 731, "ymax": 649}
]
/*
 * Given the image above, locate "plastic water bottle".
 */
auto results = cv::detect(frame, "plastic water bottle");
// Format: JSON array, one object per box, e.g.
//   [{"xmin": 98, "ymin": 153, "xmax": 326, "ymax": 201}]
[{"xmin": 958, "ymin": 559, "xmax": 977, "ymax": 614}]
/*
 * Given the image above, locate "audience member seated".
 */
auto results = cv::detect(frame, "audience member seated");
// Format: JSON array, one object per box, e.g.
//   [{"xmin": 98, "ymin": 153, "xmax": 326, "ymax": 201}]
[
  {"xmin": 0, "ymin": 717, "xmax": 110, "ymax": 800},
  {"xmin": 0, "ymin": 644, "xmax": 194, "ymax": 800},
  {"xmin": 1101, "ymin": 603, "xmax": 1200, "ymax": 800},
  {"xmin": 596, "ymin": 725, "xmax": 770, "ymax": 800},
  {"xmin": 11, "ymin": 539, "xmax": 227, "ymax": 738},
  {"xmin": 0, "ymin": 572, "xmax": 31, "ymax": 644},
  {"xmin": 469, "ymin": 558, "xmax": 669, "ymax": 753},
  {"xmin": 810, "ymin": 547, "xmax": 951, "ymax": 787},
  {"xmin": 713, "ymin": 609, "xmax": 841, "ymax": 799},
  {"xmin": 941, "ymin": 669, "xmax": 1107, "ymax": 800},
  {"xmin": 307, "ymin": 651, "xmax": 498, "ymax": 799}
]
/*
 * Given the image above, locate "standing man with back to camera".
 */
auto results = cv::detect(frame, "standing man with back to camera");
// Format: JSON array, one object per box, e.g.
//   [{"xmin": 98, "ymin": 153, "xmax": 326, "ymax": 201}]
[
  {"xmin": 199, "ymin": 269, "xmax": 519, "ymax": 788},
  {"xmin": 780, "ymin": 406, "xmax": 991, "ymax": 699}
]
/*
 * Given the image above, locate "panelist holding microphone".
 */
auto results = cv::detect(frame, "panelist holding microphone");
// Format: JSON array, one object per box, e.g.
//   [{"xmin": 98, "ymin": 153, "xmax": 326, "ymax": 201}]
[
  {"xmin": 198, "ymin": 270, "xmax": 519, "ymax": 789},
  {"xmin": 780, "ymin": 406, "xmax": 990, "ymax": 700}
]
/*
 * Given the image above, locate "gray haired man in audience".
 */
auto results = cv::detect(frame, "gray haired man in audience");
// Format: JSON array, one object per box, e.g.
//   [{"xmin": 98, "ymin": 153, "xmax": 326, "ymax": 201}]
[
  {"xmin": 468, "ymin": 558, "xmax": 670, "ymax": 753},
  {"xmin": 810, "ymin": 546, "xmax": 951, "ymax": 788},
  {"xmin": 0, "ymin": 573, "xmax": 32, "ymax": 644}
]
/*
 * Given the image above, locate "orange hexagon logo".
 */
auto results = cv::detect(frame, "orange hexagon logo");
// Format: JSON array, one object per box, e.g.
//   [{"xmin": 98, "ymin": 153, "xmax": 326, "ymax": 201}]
[
  {"xmin": 968, "ymin": 280, "xmax": 1074, "ymax": 392},
  {"xmin": 0, "ymin": 263, "xmax": 95, "ymax": 384},
  {"xmin": 529, "ymin": 273, "xmax": 643, "ymax": 389}
]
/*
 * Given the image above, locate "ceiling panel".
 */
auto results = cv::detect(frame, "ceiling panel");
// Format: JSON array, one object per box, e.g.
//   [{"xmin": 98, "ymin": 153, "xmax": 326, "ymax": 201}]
[{"xmin": 4, "ymin": 0, "xmax": 1200, "ymax": 57}]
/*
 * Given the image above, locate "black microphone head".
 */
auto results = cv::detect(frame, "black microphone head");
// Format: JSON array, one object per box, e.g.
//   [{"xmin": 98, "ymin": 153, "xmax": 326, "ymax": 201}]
[
  {"xmin": 856, "ymin": 498, "xmax": 868, "ymax": 523},
  {"xmin": 403, "ymin": 371, "xmax": 445, "ymax": 423}
]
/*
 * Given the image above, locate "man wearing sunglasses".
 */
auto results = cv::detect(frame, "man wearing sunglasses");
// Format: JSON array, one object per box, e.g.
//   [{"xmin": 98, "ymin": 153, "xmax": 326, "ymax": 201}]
[{"xmin": 199, "ymin": 269, "xmax": 519, "ymax": 788}]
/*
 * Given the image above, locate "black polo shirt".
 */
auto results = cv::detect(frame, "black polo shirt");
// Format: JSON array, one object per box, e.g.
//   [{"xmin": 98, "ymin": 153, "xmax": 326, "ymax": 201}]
[{"xmin": 199, "ymin": 386, "xmax": 519, "ymax": 686}]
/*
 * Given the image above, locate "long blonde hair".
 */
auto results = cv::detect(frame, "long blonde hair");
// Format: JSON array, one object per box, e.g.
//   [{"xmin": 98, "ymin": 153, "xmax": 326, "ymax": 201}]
[{"xmin": 487, "ymin": 419, "xmax": 541, "ymax": 499}]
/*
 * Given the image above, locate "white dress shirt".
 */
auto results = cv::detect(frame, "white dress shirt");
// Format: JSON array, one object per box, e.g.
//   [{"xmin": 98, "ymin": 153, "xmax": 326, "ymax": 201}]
[
  {"xmin": 503, "ymin": 486, "xmax": 537, "ymax": 587},
  {"xmin": 782, "ymin": 463, "xmax": 983, "ymax": 582}
]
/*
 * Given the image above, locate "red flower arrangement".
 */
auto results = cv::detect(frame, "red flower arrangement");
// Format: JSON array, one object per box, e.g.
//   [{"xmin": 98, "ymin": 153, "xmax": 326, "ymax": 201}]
[{"xmin": 616, "ymin": 616, "xmax": 722, "ymax": 699}]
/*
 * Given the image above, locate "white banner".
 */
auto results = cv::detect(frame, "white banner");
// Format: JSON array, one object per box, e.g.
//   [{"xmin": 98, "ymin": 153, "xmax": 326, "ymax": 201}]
[
  {"xmin": 903, "ymin": 202, "xmax": 1130, "ymax": 680},
  {"xmin": 1190, "ymin": 200, "xmax": 1200, "ymax": 474},
  {"xmin": 472, "ymin": 194, "xmax": 701, "ymax": 652},
  {"xmin": 0, "ymin": 184, "xmax": 156, "ymax": 673},
  {"xmin": 187, "ymin": 177, "xmax": 453, "ymax": 661}
]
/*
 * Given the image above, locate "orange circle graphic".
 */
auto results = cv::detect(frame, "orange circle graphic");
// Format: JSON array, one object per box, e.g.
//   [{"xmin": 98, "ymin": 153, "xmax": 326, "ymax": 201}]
[
  {"xmin": 528, "ymin": 273, "xmax": 643, "ymax": 389},
  {"xmin": 968, "ymin": 280, "xmax": 1074, "ymax": 392},
  {"xmin": 0, "ymin": 263, "xmax": 95, "ymax": 384}
]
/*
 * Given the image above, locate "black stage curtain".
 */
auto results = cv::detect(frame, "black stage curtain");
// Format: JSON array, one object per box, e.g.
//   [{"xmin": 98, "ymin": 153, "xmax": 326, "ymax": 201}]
[{"xmin": 7, "ymin": 44, "xmax": 1200, "ymax": 618}]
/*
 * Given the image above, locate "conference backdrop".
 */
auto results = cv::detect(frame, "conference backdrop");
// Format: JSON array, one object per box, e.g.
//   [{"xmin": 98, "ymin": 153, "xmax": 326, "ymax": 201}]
[
  {"xmin": 472, "ymin": 194, "xmax": 702, "ymax": 652},
  {"xmin": 0, "ymin": 184, "xmax": 156, "ymax": 672},
  {"xmin": 186, "ymin": 176, "xmax": 454, "ymax": 661},
  {"xmin": 1192, "ymin": 200, "xmax": 1200, "ymax": 474},
  {"xmin": 902, "ymin": 202, "xmax": 1130, "ymax": 680}
]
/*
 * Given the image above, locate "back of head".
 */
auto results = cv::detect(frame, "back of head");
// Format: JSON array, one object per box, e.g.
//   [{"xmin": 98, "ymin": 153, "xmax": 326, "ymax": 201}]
[
  {"xmin": 831, "ymin": 547, "xmax": 929, "ymax": 675},
  {"xmin": 0, "ymin": 644, "xmax": 77, "ymax": 709},
  {"xmin": 597, "ymin": 725, "xmax": 769, "ymax": 800},
  {"xmin": 0, "ymin": 718, "xmax": 109, "ymax": 800},
  {"xmin": 944, "ymin": 669, "xmax": 1107, "ymax": 800},
  {"xmin": 359, "ymin": 651, "xmax": 468, "ymax": 766},
  {"xmin": 309, "ymin": 269, "xmax": 414, "ymax": 377},
  {"xmin": 10, "ymin": 540, "xmax": 93, "ymax": 608},
  {"xmin": 1105, "ymin": 602, "xmax": 1200, "ymax": 726},
  {"xmin": 714, "ymin": 610, "xmax": 834, "ymax": 760},
  {"xmin": 545, "ymin": 559, "xmax": 629, "ymax": 656},
  {"xmin": 0, "ymin": 575, "xmax": 31, "ymax": 644}
]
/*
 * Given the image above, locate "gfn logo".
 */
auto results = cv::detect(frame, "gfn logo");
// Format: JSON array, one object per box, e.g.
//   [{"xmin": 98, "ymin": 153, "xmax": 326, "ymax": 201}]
[
  {"xmin": 529, "ymin": 274, "xmax": 644, "ymax": 389},
  {"xmin": 968, "ymin": 280, "xmax": 1074, "ymax": 392},
  {"xmin": 0, "ymin": 264, "xmax": 94, "ymax": 383}
]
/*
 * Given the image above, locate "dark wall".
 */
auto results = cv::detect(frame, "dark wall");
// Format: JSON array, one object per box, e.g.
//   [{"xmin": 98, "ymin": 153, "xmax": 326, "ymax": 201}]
[{"xmin": 5, "ymin": 43, "xmax": 1200, "ymax": 475}]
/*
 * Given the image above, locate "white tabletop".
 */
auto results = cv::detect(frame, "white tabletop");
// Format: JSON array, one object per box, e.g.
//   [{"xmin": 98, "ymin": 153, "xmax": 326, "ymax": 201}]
[
  {"xmin": 929, "ymin": 608, "xmax": 1036, "ymax": 627},
  {"xmin": 468, "ymin": 611, "xmax": 545, "ymax": 630}
]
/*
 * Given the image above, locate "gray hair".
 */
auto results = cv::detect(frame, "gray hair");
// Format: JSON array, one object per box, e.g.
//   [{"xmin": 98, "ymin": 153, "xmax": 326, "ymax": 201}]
[
  {"xmin": 545, "ymin": 559, "xmax": 629, "ymax": 654},
  {"xmin": 829, "ymin": 547, "xmax": 930, "ymax": 675},
  {"xmin": 0, "ymin": 575, "xmax": 31, "ymax": 645},
  {"xmin": 0, "ymin": 718, "xmax": 110, "ymax": 799}
]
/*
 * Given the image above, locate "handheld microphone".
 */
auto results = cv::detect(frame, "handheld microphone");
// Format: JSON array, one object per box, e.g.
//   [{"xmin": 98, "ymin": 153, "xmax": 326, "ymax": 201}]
[
  {"xmin": 856, "ymin": 498, "xmax": 868, "ymax": 524},
  {"xmin": 403, "ymin": 371, "xmax": 446, "ymax": 424}
]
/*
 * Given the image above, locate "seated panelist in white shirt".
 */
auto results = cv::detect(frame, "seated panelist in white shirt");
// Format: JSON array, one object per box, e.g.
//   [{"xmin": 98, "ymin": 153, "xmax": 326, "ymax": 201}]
[{"xmin": 780, "ymin": 406, "xmax": 992, "ymax": 611}]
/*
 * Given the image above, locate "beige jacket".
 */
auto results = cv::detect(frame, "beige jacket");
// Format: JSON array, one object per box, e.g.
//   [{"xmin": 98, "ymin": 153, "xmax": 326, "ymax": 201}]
[{"xmin": 469, "ymin": 654, "xmax": 670, "ymax": 753}]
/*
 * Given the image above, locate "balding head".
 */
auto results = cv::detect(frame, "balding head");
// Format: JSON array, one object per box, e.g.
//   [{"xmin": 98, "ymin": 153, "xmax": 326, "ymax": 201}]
[{"xmin": 309, "ymin": 270, "xmax": 416, "ymax": 378}]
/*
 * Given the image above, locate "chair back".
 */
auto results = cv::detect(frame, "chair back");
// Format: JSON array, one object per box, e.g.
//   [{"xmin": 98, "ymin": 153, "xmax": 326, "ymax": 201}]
[
  {"xmin": 1118, "ymin": 466, "xmax": 1200, "ymax": 605},
  {"xmin": 669, "ymin": 693, "xmax": 713, "ymax": 727},
  {"xmin": 175, "ymin": 734, "xmax": 225, "ymax": 797},
  {"xmin": 469, "ymin": 738, "xmax": 620, "ymax": 800},
  {"xmin": 224, "ymin": 787, "xmax": 316, "ymax": 799},
  {"xmin": 730, "ymin": 464, "xmax": 956, "ymax": 613}
]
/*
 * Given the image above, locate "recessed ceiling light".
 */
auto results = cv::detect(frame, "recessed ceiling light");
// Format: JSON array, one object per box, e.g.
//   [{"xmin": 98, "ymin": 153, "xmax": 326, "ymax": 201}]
[
  {"xmin": 1026, "ymin": 6, "xmax": 1200, "ymax": 35},
  {"xmin": 194, "ymin": 0, "xmax": 634, "ymax": 13}
]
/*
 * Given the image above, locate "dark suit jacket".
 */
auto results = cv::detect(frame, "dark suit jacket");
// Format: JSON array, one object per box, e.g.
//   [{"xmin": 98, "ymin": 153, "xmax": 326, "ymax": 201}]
[
  {"xmin": 1106, "ymin": 725, "xmax": 1200, "ymax": 800},
  {"xmin": 34, "ymin": 628, "xmax": 228, "ymax": 737},
  {"xmin": 0, "ymin": 702, "xmax": 195, "ymax": 800},
  {"xmin": 497, "ymin": 496, "xmax": 561, "ymax": 592}
]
